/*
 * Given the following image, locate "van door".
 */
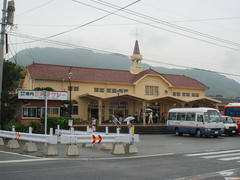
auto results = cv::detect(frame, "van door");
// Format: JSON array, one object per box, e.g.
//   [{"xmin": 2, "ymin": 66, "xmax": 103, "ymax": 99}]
[{"xmin": 196, "ymin": 113, "xmax": 204, "ymax": 129}]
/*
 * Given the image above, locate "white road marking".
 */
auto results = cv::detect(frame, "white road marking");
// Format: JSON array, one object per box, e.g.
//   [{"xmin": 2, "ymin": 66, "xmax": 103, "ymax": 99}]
[
  {"xmin": 219, "ymin": 156, "xmax": 240, "ymax": 161},
  {"xmin": 201, "ymin": 152, "xmax": 240, "ymax": 159},
  {"xmin": 0, "ymin": 150, "xmax": 40, "ymax": 159},
  {"xmin": 185, "ymin": 149, "xmax": 240, "ymax": 157},
  {"xmin": 0, "ymin": 158, "xmax": 58, "ymax": 164},
  {"xmin": 88, "ymin": 153, "xmax": 175, "ymax": 160}
]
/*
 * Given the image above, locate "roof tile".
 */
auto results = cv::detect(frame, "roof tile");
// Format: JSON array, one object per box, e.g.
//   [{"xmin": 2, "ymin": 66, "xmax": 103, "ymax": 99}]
[{"xmin": 27, "ymin": 63, "xmax": 208, "ymax": 89}]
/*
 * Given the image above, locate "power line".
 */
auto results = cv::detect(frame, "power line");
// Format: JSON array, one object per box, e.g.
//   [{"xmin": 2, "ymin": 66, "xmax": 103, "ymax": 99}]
[
  {"xmin": 8, "ymin": 31, "xmax": 240, "ymax": 78},
  {"xmin": 16, "ymin": 0, "xmax": 55, "ymax": 17},
  {"xmin": 70, "ymin": 0, "xmax": 240, "ymax": 52},
  {"xmin": 90, "ymin": 0, "xmax": 240, "ymax": 48},
  {"xmin": 13, "ymin": 0, "xmax": 240, "ymax": 52},
  {"xmin": 171, "ymin": 16, "xmax": 240, "ymax": 23},
  {"xmin": 15, "ymin": 0, "xmax": 141, "ymax": 44}
]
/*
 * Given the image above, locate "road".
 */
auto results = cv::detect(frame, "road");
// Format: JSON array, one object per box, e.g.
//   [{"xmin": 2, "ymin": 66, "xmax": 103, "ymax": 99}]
[{"xmin": 0, "ymin": 134, "xmax": 240, "ymax": 180}]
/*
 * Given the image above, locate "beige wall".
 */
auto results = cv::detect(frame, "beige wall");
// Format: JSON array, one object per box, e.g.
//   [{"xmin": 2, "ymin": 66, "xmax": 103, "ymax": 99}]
[
  {"xmin": 135, "ymin": 75, "xmax": 170, "ymax": 99},
  {"xmin": 21, "ymin": 71, "xmax": 210, "ymax": 121}
]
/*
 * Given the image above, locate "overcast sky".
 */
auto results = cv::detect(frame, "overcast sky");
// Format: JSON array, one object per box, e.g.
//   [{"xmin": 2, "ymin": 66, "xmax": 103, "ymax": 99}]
[{"xmin": 2, "ymin": 0, "xmax": 240, "ymax": 81}]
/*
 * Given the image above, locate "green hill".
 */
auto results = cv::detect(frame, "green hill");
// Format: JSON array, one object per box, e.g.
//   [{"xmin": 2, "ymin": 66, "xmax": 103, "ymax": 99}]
[{"xmin": 9, "ymin": 47, "xmax": 240, "ymax": 98}]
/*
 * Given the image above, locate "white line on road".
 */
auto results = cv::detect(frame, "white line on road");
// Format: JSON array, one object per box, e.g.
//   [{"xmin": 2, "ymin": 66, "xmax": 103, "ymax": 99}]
[
  {"xmin": 201, "ymin": 152, "xmax": 240, "ymax": 159},
  {"xmin": 219, "ymin": 156, "xmax": 240, "ymax": 161},
  {"xmin": 185, "ymin": 149, "xmax": 240, "ymax": 157},
  {"xmin": 0, "ymin": 150, "xmax": 40, "ymax": 159},
  {"xmin": 0, "ymin": 158, "xmax": 58, "ymax": 164}
]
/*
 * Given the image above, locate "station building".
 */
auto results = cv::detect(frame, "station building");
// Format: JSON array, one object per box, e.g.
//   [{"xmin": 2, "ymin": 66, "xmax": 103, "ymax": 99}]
[{"xmin": 19, "ymin": 41, "xmax": 220, "ymax": 125}]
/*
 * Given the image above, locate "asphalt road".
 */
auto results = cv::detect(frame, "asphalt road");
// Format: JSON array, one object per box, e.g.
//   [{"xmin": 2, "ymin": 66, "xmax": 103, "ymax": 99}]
[{"xmin": 0, "ymin": 134, "xmax": 240, "ymax": 180}]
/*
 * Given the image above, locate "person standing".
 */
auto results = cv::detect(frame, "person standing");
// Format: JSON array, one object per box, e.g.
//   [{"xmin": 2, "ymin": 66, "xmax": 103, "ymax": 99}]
[
  {"xmin": 148, "ymin": 112, "xmax": 153, "ymax": 124},
  {"xmin": 91, "ymin": 117, "xmax": 97, "ymax": 131}
]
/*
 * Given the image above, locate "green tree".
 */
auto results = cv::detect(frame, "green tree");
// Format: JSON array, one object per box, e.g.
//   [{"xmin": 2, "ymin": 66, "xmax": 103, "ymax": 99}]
[{"xmin": 1, "ymin": 61, "xmax": 23, "ymax": 128}]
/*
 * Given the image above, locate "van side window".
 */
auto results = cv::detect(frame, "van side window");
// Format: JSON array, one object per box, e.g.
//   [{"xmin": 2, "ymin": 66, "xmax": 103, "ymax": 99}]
[
  {"xmin": 177, "ymin": 113, "xmax": 186, "ymax": 121},
  {"xmin": 186, "ymin": 113, "xmax": 196, "ymax": 121},
  {"xmin": 168, "ymin": 112, "xmax": 177, "ymax": 120},
  {"xmin": 197, "ymin": 114, "xmax": 204, "ymax": 122}
]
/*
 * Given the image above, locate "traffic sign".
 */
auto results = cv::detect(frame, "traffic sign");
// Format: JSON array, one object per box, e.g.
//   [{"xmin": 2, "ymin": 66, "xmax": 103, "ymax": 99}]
[{"xmin": 92, "ymin": 134, "xmax": 102, "ymax": 143}]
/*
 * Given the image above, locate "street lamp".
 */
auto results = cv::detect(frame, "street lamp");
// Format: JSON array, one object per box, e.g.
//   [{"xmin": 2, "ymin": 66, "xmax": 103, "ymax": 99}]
[{"xmin": 68, "ymin": 68, "xmax": 72, "ymax": 118}]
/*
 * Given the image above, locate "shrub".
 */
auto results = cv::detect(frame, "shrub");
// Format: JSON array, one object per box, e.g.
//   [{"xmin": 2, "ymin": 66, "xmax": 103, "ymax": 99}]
[
  {"xmin": 5, "ymin": 120, "xmax": 28, "ymax": 132},
  {"xmin": 29, "ymin": 121, "xmax": 43, "ymax": 134},
  {"xmin": 41, "ymin": 116, "xmax": 72, "ymax": 131}
]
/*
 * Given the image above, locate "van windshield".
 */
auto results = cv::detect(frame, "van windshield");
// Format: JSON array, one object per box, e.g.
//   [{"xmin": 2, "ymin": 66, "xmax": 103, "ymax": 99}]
[
  {"xmin": 222, "ymin": 116, "xmax": 234, "ymax": 123},
  {"xmin": 204, "ymin": 110, "xmax": 221, "ymax": 123}
]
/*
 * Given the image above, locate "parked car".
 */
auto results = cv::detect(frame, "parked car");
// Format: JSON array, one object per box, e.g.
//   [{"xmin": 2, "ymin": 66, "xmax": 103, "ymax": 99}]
[{"xmin": 221, "ymin": 116, "xmax": 238, "ymax": 136}]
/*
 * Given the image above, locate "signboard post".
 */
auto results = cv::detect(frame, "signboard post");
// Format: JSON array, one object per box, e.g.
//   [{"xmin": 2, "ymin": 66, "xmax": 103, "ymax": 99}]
[{"xmin": 44, "ymin": 91, "xmax": 48, "ymax": 135}]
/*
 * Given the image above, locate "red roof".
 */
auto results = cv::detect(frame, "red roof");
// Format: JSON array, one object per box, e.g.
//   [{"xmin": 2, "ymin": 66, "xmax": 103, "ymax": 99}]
[{"xmin": 26, "ymin": 63, "xmax": 208, "ymax": 89}]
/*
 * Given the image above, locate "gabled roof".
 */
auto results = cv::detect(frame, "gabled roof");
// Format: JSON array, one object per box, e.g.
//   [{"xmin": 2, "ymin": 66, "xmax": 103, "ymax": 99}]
[
  {"xmin": 161, "ymin": 74, "xmax": 208, "ymax": 89},
  {"xmin": 26, "ymin": 63, "xmax": 208, "ymax": 89}
]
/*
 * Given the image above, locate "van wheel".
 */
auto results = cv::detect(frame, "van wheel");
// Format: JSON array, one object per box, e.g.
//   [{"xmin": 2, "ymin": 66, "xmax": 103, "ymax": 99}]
[
  {"xmin": 175, "ymin": 128, "xmax": 182, "ymax": 136},
  {"xmin": 196, "ymin": 129, "xmax": 202, "ymax": 137}
]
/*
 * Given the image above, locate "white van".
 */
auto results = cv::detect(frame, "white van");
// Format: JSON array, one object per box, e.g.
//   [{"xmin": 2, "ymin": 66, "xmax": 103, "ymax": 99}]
[
  {"xmin": 221, "ymin": 116, "xmax": 238, "ymax": 136},
  {"xmin": 167, "ymin": 108, "xmax": 224, "ymax": 137}
]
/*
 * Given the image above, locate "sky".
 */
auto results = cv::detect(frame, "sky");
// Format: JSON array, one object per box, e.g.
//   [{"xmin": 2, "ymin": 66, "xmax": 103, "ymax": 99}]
[{"xmin": 2, "ymin": 0, "xmax": 240, "ymax": 82}]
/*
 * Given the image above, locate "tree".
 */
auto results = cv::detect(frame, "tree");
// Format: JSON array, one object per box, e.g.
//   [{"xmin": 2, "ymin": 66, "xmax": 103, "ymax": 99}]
[{"xmin": 1, "ymin": 61, "xmax": 23, "ymax": 128}]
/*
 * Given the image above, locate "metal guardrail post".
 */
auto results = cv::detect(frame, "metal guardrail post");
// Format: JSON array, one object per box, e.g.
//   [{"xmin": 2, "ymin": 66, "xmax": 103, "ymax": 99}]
[
  {"xmin": 116, "ymin": 128, "xmax": 120, "ymax": 135},
  {"xmin": 50, "ymin": 128, "xmax": 53, "ymax": 135},
  {"xmin": 29, "ymin": 127, "xmax": 32, "ymax": 134},
  {"xmin": 105, "ymin": 126, "xmax": 109, "ymax": 135}
]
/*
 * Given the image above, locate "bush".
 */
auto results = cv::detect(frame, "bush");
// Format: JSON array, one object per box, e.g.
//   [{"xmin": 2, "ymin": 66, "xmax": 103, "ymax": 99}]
[
  {"xmin": 5, "ymin": 120, "xmax": 28, "ymax": 132},
  {"xmin": 41, "ymin": 116, "xmax": 72, "ymax": 131},
  {"xmin": 29, "ymin": 121, "xmax": 43, "ymax": 134}
]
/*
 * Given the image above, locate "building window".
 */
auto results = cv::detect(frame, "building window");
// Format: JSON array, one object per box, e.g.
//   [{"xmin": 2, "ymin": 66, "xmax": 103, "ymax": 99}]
[
  {"xmin": 118, "ymin": 89, "xmax": 123, "ymax": 93},
  {"xmin": 68, "ymin": 86, "xmax": 72, "ymax": 91},
  {"xmin": 74, "ymin": 86, "xmax": 79, "ymax": 91},
  {"xmin": 112, "ymin": 89, "xmax": 116, "ymax": 93},
  {"xmin": 165, "ymin": 90, "xmax": 168, "ymax": 94},
  {"xmin": 145, "ymin": 86, "xmax": 159, "ymax": 96},
  {"xmin": 182, "ymin": 92, "xmax": 185, "ymax": 96},
  {"xmin": 192, "ymin": 93, "xmax": 199, "ymax": 97},
  {"xmin": 107, "ymin": 88, "xmax": 111, "ymax": 93},
  {"xmin": 73, "ymin": 106, "xmax": 78, "ymax": 115},
  {"xmin": 41, "ymin": 107, "xmax": 60, "ymax": 117},
  {"xmin": 154, "ymin": 87, "xmax": 159, "ymax": 96},
  {"xmin": 145, "ymin": 86, "xmax": 149, "ymax": 95},
  {"xmin": 22, "ymin": 107, "xmax": 40, "ymax": 119},
  {"xmin": 100, "ymin": 88, "xmax": 104, "ymax": 93},
  {"xmin": 124, "ymin": 89, "xmax": 128, "ymax": 93},
  {"xmin": 186, "ymin": 93, "xmax": 190, "ymax": 97},
  {"xmin": 173, "ymin": 92, "xmax": 176, "ymax": 96},
  {"xmin": 177, "ymin": 92, "xmax": 180, "ymax": 96},
  {"xmin": 94, "ymin": 88, "xmax": 99, "ymax": 92}
]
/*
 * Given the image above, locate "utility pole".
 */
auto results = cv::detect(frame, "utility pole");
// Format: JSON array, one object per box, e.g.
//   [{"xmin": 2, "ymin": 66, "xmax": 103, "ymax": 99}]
[{"xmin": 0, "ymin": 0, "xmax": 15, "ymax": 129}]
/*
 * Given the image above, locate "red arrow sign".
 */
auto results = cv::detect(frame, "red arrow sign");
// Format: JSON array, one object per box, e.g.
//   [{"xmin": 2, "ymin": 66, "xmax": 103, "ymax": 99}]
[{"xmin": 92, "ymin": 134, "xmax": 102, "ymax": 144}]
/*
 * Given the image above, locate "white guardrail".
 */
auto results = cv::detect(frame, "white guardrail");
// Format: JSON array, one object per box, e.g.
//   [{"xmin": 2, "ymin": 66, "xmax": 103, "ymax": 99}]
[
  {"xmin": 56, "ymin": 128, "xmax": 139, "ymax": 145},
  {"xmin": 0, "ymin": 130, "xmax": 58, "ymax": 144}
]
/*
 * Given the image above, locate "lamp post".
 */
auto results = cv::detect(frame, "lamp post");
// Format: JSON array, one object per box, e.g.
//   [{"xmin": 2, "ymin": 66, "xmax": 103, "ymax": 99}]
[{"xmin": 68, "ymin": 69, "xmax": 72, "ymax": 118}]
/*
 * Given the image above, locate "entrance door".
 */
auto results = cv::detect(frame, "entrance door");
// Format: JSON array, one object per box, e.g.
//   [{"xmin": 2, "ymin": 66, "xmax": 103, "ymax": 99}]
[{"xmin": 88, "ymin": 101, "xmax": 98, "ymax": 120}]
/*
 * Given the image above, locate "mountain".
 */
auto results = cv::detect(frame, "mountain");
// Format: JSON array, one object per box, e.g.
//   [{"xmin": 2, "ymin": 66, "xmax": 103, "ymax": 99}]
[{"xmin": 8, "ymin": 47, "xmax": 240, "ymax": 98}]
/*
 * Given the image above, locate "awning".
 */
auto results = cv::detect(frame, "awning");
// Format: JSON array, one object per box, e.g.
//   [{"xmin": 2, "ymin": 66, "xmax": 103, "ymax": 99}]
[
  {"xmin": 148, "ymin": 95, "xmax": 186, "ymax": 104},
  {"xmin": 187, "ymin": 97, "xmax": 221, "ymax": 104}
]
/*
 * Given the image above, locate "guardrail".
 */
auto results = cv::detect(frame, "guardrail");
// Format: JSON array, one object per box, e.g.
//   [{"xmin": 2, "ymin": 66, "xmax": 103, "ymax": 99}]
[
  {"xmin": 60, "ymin": 134, "xmax": 137, "ymax": 144},
  {"xmin": 56, "ymin": 126, "xmax": 139, "ymax": 145},
  {"xmin": 0, "ymin": 130, "xmax": 58, "ymax": 144}
]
